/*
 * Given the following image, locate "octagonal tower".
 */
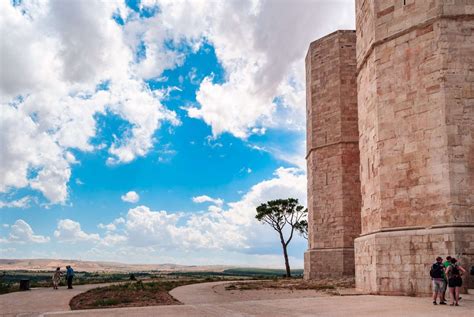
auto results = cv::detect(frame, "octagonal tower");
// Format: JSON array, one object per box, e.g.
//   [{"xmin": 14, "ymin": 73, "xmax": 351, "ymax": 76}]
[{"xmin": 354, "ymin": 0, "xmax": 474, "ymax": 295}]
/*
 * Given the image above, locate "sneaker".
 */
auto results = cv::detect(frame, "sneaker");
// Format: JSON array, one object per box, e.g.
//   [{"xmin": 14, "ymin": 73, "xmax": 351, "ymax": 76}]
[
  {"xmin": 439, "ymin": 301, "xmax": 447, "ymax": 305},
  {"xmin": 455, "ymin": 303, "xmax": 459, "ymax": 306},
  {"xmin": 433, "ymin": 301, "xmax": 437, "ymax": 305}
]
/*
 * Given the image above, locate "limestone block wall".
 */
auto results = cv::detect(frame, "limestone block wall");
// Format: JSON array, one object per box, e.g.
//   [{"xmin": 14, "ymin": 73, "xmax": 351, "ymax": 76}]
[
  {"xmin": 305, "ymin": 30, "xmax": 361, "ymax": 279},
  {"xmin": 355, "ymin": 0, "xmax": 474, "ymax": 295},
  {"xmin": 355, "ymin": 227, "xmax": 474, "ymax": 296}
]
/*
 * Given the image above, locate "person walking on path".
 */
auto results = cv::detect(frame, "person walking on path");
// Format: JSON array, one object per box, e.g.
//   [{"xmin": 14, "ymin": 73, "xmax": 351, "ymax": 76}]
[
  {"xmin": 430, "ymin": 256, "xmax": 447, "ymax": 305},
  {"xmin": 65, "ymin": 265, "xmax": 74, "ymax": 289},
  {"xmin": 52, "ymin": 267, "xmax": 62, "ymax": 290},
  {"xmin": 446, "ymin": 258, "xmax": 466, "ymax": 306}
]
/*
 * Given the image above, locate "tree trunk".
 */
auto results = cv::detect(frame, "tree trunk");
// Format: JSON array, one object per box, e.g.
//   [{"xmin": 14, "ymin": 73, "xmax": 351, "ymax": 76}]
[
  {"xmin": 282, "ymin": 243, "xmax": 291, "ymax": 277},
  {"xmin": 278, "ymin": 230, "xmax": 291, "ymax": 277}
]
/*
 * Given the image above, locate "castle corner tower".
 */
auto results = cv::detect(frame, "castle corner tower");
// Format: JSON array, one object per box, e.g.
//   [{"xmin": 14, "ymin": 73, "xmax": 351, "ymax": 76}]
[{"xmin": 304, "ymin": 30, "xmax": 361, "ymax": 279}]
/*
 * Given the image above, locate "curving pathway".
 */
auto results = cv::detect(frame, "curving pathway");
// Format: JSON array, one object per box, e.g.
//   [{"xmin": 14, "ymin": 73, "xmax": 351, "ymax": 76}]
[{"xmin": 0, "ymin": 284, "xmax": 112, "ymax": 317}]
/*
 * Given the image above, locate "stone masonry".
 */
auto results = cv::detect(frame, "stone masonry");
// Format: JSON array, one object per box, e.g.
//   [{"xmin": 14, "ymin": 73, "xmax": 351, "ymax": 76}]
[
  {"xmin": 304, "ymin": 30, "xmax": 361, "ymax": 279},
  {"xmin": 306, "ymin": 0, "xmax": 473, "ymax": 295}
]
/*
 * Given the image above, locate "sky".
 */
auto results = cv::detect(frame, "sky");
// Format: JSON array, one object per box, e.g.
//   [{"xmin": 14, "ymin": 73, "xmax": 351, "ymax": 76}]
[{"xmin": 0, "ymin": 0, "xmax": 354, "ymax": 268}]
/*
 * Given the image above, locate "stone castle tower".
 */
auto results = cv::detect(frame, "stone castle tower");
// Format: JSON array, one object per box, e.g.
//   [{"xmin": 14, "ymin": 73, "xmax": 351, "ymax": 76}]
[
  {"xmin": 304, "ymin": 30, "xmax": 361, "ymax": 279},
  {"xmin": 305, "ymin": 0, "xmax": 473, "ymax": 295}
]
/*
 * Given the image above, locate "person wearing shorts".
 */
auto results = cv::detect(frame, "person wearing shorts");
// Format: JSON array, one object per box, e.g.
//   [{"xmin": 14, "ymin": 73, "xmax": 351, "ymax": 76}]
[
  {"xmin": 446, "ymin": 258, "xmax": 466, "ymax": 306},
  {"xmin": 431, "ymin": 257, "xmax": 446, "ymax": 305}
]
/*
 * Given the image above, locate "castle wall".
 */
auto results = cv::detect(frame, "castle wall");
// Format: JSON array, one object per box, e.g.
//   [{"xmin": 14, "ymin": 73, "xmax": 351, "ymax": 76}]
[
  {"xmin": 355, "ymin": 0, "xmax": 474, "ymax": 295},
  {"xmin": 304, "ymin": 31, "xmax": 361, "ymax": 279}
]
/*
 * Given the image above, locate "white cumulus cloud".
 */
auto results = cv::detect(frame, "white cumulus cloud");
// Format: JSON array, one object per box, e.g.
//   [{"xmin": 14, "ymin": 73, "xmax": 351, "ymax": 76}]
[
  {"xmin": 192, "ymin": 195, "xmax": 224, "ymax": 207},
  {"xmin": 0, "ymin": 196, "xmax": 32, "ymax": 209},
  {"xmin": 100, "ymin": 233, "xmax": 128, "ymax": 247},
  {"xmin": 98, "ymin": 217, "xmax": 126, "ymax": 232},
  {"xmin": 6, "ymin": 220, "xmax": 50, "ymax": 244},
  {"xmin": 121, "ymin": 191, "xmax": 140, "ymax": 203},
  {"xmin": 54, "ymin": 219, "xmax": 100, "ymax": 243}
]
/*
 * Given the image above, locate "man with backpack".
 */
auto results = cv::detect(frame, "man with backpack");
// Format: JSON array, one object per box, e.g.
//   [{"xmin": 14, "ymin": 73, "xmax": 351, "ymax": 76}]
[{"xmin": 430, "ymin": 256, "xmax": 447, "ymax": 305}]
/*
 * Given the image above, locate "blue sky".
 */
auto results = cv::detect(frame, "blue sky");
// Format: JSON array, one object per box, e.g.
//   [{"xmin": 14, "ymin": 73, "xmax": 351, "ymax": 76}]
[{"xmin": 0, "ymin": 0, "xmax": 354, "ymax": 268}]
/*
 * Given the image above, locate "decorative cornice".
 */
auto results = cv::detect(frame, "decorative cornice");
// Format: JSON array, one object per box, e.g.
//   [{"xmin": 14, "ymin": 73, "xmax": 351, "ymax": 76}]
[
  {"xmin": 358, "ymin": 223, "xmax": 474, "ymax": 238},
  {"xmin": 306, "ymin": 141, "xmax": 359, "ymax": 159},
  {"xmin": 356, "ymin": 14, "xmax": 474, "ymax": 75}
]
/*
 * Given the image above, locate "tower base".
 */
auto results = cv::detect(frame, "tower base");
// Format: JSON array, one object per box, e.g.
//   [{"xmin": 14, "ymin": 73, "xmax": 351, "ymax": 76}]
[
  {"xmin": 354, "ymin": 226, "xmax": 474, "ymax": 295},
  {"xmin": 304, "ymin": 247, "xmax": 355, "ymax": 280}
]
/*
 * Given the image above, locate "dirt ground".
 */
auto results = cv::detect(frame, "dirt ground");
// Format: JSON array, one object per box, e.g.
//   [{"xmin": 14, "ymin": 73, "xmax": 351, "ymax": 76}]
[{"xmin": 223, "ymin": 277, "xmax": 354, "ymax": 291}]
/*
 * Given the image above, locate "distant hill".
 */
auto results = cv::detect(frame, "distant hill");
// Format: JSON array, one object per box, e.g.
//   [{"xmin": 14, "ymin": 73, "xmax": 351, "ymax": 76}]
[{"xmin": 0, "ymin": 259, "xmax": 234, "ymax": 273}]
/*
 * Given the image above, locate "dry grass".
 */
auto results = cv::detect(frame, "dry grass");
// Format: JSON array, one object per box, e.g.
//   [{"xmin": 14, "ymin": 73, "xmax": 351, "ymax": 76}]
[{"xmin": 224, "ymin": 277, "xmax": 354, "ymax": 295}]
